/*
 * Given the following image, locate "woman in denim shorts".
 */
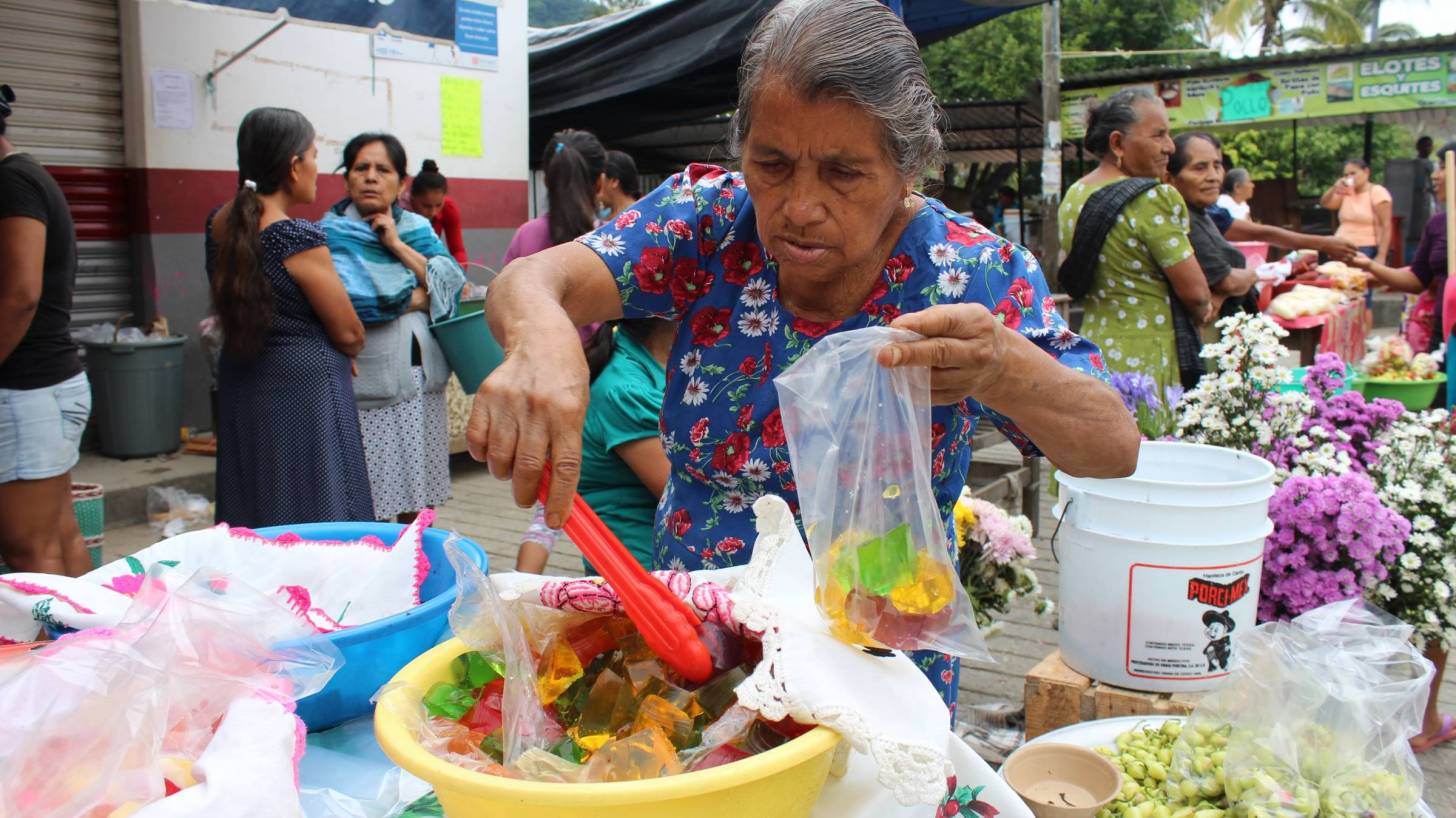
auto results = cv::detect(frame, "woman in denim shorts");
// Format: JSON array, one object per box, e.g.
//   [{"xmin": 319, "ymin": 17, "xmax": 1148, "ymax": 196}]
[{"xmin": 0, "ymin": 84, "xmax": 92, "ymax": 576}]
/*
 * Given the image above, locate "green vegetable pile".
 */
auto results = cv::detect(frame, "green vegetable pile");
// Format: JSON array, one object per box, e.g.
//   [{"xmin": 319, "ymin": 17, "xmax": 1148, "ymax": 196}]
[{"xmin": 1094, "ymin": 720, "xmax": 1422, "ymax": 818}]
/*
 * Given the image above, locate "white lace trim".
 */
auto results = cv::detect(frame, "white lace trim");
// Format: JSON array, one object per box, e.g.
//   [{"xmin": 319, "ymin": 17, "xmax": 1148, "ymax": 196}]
[{"xmin": 732, "ymin": 498, "xmax": 951, "ymax": 806}]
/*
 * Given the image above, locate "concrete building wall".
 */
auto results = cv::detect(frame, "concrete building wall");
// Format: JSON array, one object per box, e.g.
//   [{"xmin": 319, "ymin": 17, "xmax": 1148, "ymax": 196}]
[{"xmin": 119, "ymin": 0, "xmax": 528, "ymax": 428}]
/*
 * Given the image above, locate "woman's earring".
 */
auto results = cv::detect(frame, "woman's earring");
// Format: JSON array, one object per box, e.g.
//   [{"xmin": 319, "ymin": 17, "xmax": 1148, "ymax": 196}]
[
  {"xmin": 903, "ymin": 195, "xmax": 914, "ymax": 209},
  {"xmin": 1116, "ymin": 154, "xmax": 1126, "ymax": 172}
]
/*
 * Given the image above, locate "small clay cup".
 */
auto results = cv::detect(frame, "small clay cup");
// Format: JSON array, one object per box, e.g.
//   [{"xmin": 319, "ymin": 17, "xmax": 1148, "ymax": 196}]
[{"xmin": 1002, "ymin": 743, "xmax": 1121, "ymax": 818}]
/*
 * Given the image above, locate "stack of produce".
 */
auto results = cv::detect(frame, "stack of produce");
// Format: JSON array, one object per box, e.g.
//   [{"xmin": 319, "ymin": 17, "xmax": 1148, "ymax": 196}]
[
  {"xmin": 1316, "ymin": 261, "xmax": 1367, "ymax": 295},
  {"xmin": 1268, "ymin": 284, "xmax": 1344, "ymax": 320},
  {"xmin": 417, "ymin": 615, "xmax": 812, "ymax": 782},
  {"xmin": 1362, "ymin": 336, "xmax": 1441, "ymax": 381}
]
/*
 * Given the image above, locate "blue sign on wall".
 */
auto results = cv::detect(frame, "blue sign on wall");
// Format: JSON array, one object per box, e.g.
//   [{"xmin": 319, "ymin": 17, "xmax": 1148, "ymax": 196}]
[{"xmin": 455, "ymin": 0, "xmax": 499, "ymax": 57}]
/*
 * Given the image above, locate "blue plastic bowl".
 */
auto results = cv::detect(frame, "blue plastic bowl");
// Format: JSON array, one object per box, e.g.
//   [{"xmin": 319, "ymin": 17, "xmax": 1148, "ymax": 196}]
[{"xmin": 256, "ymin": 522, "xmax": 487, "ymax": 731}]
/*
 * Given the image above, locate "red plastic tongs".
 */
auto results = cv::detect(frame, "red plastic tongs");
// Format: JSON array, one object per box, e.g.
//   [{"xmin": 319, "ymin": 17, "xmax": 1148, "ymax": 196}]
[{"xmin": 537, "ymin": 465, "xmax": 714, "ymax": 683}]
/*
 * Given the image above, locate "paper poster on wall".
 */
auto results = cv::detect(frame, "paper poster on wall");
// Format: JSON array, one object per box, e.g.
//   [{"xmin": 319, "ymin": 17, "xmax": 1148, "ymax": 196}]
[
  {"xmin": 150, "ymin": 70, "xmax": 194, "ymax": 130},
  {"xmin": 1220, "ymin": 81, "xmax": 1272, "ymax": 122},
  {"xmin": 440, "ymin": 76, "xmax": 483, "ymax": 158}
]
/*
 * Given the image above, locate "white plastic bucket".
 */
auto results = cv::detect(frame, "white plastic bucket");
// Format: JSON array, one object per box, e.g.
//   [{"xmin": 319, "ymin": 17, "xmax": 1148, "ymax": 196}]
[{"xmin": 1052, "ymin": 442, "xmax": 1275, "ymax": 693}]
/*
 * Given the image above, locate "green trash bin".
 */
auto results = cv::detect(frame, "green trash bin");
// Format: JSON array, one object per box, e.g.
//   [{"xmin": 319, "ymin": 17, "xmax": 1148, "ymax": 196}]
[
  {"xmin": 430, "ymin": 312, "xmax": 503, "ymax": 395},
  {"xmin": 83, "ymin": 336, "xmax": 187, "ymax": 458}
]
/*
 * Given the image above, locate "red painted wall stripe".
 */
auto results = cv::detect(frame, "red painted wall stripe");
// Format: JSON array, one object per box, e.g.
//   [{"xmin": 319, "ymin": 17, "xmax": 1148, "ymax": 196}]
[{"xmin": 128, "ymin": 168, "xmax": 528, "ymax": 234}]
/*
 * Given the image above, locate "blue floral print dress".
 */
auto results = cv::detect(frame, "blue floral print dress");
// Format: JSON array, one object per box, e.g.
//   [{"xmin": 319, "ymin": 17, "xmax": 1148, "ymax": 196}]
[{"xmin": 577, "ymin": 164, "xmax": 1107, "ymax": 718}]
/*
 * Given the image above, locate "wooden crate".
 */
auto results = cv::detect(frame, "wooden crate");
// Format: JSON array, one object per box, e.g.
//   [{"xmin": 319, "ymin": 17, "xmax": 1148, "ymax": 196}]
[{"xmin": 1024, "ymin": 650, "xmax": 1201, "ymax": 739}]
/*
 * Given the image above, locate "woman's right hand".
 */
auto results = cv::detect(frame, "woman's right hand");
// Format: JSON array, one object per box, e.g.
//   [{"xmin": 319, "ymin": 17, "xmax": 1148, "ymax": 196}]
[{"xmin": 465, "ymin": 314, "xmax": 592, "ymax": 527}]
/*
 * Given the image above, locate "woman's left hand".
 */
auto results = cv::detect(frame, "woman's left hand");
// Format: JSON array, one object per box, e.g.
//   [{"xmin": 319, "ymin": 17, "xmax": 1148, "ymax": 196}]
[
  {"xmin": 364, "ymin": 209, "xmax": 402, "ymax": 250},
  {"xmin": 876, "ymin": 304, "xmax": 1008, "ymax": 405}
]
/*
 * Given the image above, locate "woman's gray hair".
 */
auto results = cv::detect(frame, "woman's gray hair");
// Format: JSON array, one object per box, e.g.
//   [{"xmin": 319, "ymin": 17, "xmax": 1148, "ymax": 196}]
[
  {"xmin": 729, "ymin": 0, "xmax": 943, "ymax": 179},
  {"xmin": 1222, "ymin": 166, "xmax": 1251, "ymax": 195},
  {"xmin": 1083, "ymin": 87, "xmax": 1160, "ymax": 158}
]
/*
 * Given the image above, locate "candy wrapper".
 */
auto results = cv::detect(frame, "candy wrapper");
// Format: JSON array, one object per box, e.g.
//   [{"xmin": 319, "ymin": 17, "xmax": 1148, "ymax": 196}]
[
  {"xmin": 774, "ymin": 326, "xmax": 988, "ymax": 657},
  {"xmin": 1165, "ymin": 599, "xmax": 1435, "ymax": 818},
  {"xmin": 0, "ymin": 567, "xmax": 339, "ymax": 818}
]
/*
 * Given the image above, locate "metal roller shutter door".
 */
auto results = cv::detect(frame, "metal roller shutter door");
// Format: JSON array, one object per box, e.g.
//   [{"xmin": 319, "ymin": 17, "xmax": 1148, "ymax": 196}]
[{"xmin": 0, "ymin": 0, "xmax": 133, "ymax": 326}]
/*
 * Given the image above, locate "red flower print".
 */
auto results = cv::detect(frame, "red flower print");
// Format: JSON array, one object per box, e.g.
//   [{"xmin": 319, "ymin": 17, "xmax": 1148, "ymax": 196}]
[
  {"xmin": 931, "ymin": 421, "xmax": 946, "ymax": 449},
  {"xmin": 1090, "ymin": 353, "xmax": 1104, "ymax": 369},
  {"xmin": 669, "ymin": 508, "xmax": 693, "ymax": 537},
  {"xmin": 614, "ymin": 209, "xmax": 640, "ymax": 230},
  {"xmin": 940, "ymin": 668, "xmax": 955, "ymax": 684},
  {"xmin": 990, "ymin": 298, "xmax": 1022, "ymax": 330},
  {"xmin": 685, "ymin": 464, "xmax": 708, "ymax": 483},
  {"xmin": 690, "ymin": 308, "xmax": 733, "ymax": 346},
  {"xmin": 635, "ymin": 247, "xmax": 672, "ymax": 294},
  {"xmin": 781, "ymin": 481, "xmax": 797, "ymax": 492},
  {"xmin": 792, "ymin": 317, "xmax": 841, "ymax": 339},
  {"xmin": 689, "ymin": 447, "xmax": 701, "ymax": 460},
  {"xmin": 685, "ymin": 163, "xmax": 728, "ymax": 185},
  {"xmin": 773, "ymin": 460, "xmax": 792, "ymax": 474},
  {"xmin": 998, "ymin": 243, "xmax": 1014, "ymax": 263},
  {"xmin": 670, "ymin": 259, "xmax": 713, "ymax": 309},
  {"xmin": 646, "ymin": 221, "xmax": 664, "ymax": 235},
  {"xmin": 721, "ymin": 242, "xmax": 765, "ymax": 285},
  {"xmin": 944, "ymin": 220, "xmax": 991, "ymax": 247},
  {"xmin": 940, "ymin": 802, "xmax": 961, "ymax": 818},
  {"xmin": 1041, "ymin": 295, "xmax": 1056, "ymax": 315},
  {"xmin": 712, "ymin": 432, "xmax": 752, "ymax": 475},
  {"xmin": 758, "ymin": 343, "xmax": 774, "ymax": 385},
  {"xmin": 967, "ymin": 801, "xmax": 999, "ymax": 817},
  {"xmin": 761, "ymin": 408, "xmax": 786, "ymax": 448},
  {"xmin": 666, "ymin": 219, "xmax": 693, "ymax": 240},
  {"xmin": 736, "ymin": 403, "xmax": 754, "ymax": 430},
  {"xmin": 1007, "ymin": 277, "xmax": 1035, "ymax": 310},
  {"xmin": 690, "ymin": 418, "xmax": 710, "ymax": 446},
  {"xmin": 877, "ymin": 304, "xmax": 902, "ymax": 323},
  {"xmin": 932, "ymin": 449, "xmax": 945, "ymax": 476},
  {"xmin": 956, "ymin": 399, "xmax": 973, "ymax": 415},
  {"xmin": 716, "ymin": 537, "xmax": 745, "ymax": 555},
  {"xmin": 738, "ymin": 356, "xmax": 757, "ymax": 377},
  {"xmin": 698, "ymin": 215, "xmax": 717, "ymax": 255},
  {"xmin": 884, "ymin": 253, "xmax": 914, "ymax": 283},
  {"xmin": 860, "ymin": 277, "xmax": 890, "ymax": 311},
  {"xmin": 712, "ymin": 204, "xmax": 727, "ymax": 218}
]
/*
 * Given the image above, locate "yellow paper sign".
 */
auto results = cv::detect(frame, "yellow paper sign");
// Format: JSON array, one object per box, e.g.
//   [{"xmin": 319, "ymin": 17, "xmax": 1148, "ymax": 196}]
[{"xmin": 440, "ymin": 75, "xmax": 482, "ymax": 158}]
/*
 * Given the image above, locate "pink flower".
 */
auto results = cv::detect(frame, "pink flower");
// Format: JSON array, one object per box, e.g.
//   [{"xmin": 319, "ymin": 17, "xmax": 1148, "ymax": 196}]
[{"xmin": 104, "ymin": 572, "xmax": 146, "ymax": 596}]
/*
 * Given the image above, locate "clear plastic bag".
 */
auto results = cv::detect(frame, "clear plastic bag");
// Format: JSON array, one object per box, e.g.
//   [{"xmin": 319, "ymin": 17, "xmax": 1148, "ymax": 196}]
[
  {"xmin": 0, "ymin": 567, "xmax": 338, "ymax": 817},
  {"xmin": 1165, "ymin": 599, "xmax": 1434, "ymax": 818},
  {"xmin": 147, "ymin": 486, "xmax": 213, "ymax": 537},
  {"xmin": 774, "ymin": 326, "xmax": 987, "ymax": 658}
]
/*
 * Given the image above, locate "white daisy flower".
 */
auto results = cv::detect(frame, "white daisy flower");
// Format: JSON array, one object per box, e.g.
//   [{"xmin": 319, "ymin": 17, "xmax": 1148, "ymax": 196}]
[
  {"xmin": 937, "ymin": 269, "xmax": 969, "ymax": 297},
  {"xmin": 1155, "ymin": 314, "xmax": 1166, "ymax": 325},
  {"xmin": 1146, "ymin": 189, "xmax": 1158, "ymax": 199},
  {"xmin": 1130, "ymin": 260, "xmax": 1141, "ymax": 269},
  {"xmin": 1128, "ymin": 296, "xmax": 1138, "ymax": 305},
  {"xmin": 1153, "ymin": 215, "xmax": 1165, "ymax": 226},
  {"xmin": 741, "ymin": 459, "xmax": 771, "ymax": 482},
  {"xmin": 1126, "ymin": 238, "xmax": 1138, "ymax": 248},
  {"xmin": 738, "ymin": 309, "xmax": 773, "ymax": 337},
  {"xmin": 929, "ymin": 242, "xmax": 959, "ymax": 267},
  {"xmin": 723, "ymin": 491, "xmax": 749, "ymax": 513},
  {"xmin": 740, "ymin": 279, "xmax": 773, "ymax": 307},
  {"xmin": 1128, "ymin": 217, "xmax": 1137, "ymax": 228},
  {"xmin": 585, "ymin": 232, "xmax": 625, "ymax": 257},
  {"xmin": 682, "ymin": 376, "xmax": 708, "ymax": 405},
  {"xmin": 713, "ymin": 471, "xmax": 739, "ymax": 489},
  {"xmin": 1127, "ymin": 356, "xmax": 1141, "ymax": 367},
  {"xmin": 1136, "ymin": 317, "xmax": 1148, "ymax": 329},
  {"xmin": 1168, "ymin": 237, "xmax": 1180, "ymax": 248},
  {"xmin": 1124, "ymin": 279, "xmax": 1135, "ymax": 288},
  {"xmin": 679, "ymin": 349, "xmax": 702, "ymax": 375},
  {"xmin": 1098, "ymin": 254, "xmax": 1107, "ymax": 263},
  {"xmin": 1050, "ymin": 327, "xmax": 1080, "ymax": 351}
]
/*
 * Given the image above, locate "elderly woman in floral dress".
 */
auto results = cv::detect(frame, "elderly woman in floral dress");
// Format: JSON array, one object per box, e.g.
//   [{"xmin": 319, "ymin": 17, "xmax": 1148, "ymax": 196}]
[{"xmin": 467, "ymin": 0, "xmax": 1139, "ymax": 717}]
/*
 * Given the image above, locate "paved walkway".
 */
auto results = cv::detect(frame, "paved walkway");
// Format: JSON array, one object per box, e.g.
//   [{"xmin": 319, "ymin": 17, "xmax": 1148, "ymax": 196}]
[{"xmin": 99, "ymin": 453, "xmax": 1454, "ymax": 808}]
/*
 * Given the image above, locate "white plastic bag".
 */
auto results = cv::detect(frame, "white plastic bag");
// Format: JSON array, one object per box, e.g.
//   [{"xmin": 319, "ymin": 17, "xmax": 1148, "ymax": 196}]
[
  {"xmin": 147, "ymin": 486, "xmax": 213, "ymax": 537},
  {"xmin": 774, "ymin": 326, "xmax": 987, "ymax": 657}
]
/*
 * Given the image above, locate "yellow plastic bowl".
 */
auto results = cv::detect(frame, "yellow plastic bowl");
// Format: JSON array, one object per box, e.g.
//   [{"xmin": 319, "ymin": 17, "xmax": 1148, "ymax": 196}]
[{"xmin": 375, "ymin": 638, "xmax": 842, "ymax": 818}]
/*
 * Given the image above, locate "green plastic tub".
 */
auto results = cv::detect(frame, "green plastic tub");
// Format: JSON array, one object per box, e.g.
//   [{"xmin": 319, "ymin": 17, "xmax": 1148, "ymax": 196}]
[
  {"xmin": 1275, "ymin": 364, "xmax": 1357, "ymax": 395},
  {"xmin": 1356, "ymin": 374, "xmax": 1447, "ymax": 412},
  {"xmin": 430, "ymin": 311, "xmax": 504, "ymax": 395},
  {"xmin": 83, "ymin": 336, "xmax": 186, "ymax": 458}
]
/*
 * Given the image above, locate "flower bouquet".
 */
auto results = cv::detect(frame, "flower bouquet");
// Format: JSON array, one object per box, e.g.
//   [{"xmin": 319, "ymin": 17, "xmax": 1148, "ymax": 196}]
[
  {"xmin": 1259, "ymin": 472, "xmax": 1409, "ymax": 623},
  {"xmin": 951, "ymin": 488, "xmax": 1049, "ymax": 636},
  {"xmin": 1107, "ymin": 370, "xmax": 1181, "ymax": 440}
]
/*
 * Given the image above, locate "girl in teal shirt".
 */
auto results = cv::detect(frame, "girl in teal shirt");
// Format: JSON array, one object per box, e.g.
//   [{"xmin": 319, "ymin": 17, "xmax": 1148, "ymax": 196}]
[{"xmin": 517, "ymin": 319, "xmax": 674, "ymax": 572}]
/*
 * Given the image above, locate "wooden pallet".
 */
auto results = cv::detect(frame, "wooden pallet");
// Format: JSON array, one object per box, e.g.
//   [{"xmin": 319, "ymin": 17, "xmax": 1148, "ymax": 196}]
[{"xmin": 1024, "ymin": 650, "xmax": 1201, "ymax": 739}]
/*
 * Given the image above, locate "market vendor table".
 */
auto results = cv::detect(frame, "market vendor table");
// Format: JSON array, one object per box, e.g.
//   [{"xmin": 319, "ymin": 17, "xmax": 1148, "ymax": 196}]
[{"xmin": 1269, "ymin": 298, "xmax": 1367, "ymax": 367}]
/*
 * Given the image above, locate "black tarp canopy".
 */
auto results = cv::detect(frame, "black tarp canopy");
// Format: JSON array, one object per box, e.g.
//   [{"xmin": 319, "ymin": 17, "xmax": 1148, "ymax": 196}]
[{"xmin": 528, "ymin": 0, "xmax": 1043, "ymax": 161}]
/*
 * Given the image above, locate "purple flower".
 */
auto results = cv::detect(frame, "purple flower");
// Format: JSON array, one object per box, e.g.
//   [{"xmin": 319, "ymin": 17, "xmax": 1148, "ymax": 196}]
[{"xmin": 1260, "ymin": 473, "xmax": 1409, "ymax": 622}]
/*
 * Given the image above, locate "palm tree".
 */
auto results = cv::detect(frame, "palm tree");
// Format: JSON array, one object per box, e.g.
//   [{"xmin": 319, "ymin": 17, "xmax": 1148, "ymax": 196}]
[
  {"xmin": 1285, "ymin": 0, "xmax": 1420, "ymax": 47},
  {"xmin": 1204, "ymin": 0, "xmax": 1292, "ymax": 53}
]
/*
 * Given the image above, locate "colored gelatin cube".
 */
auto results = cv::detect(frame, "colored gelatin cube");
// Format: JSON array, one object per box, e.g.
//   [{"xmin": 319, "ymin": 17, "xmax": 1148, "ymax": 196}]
[
  {"xmin": 635, "ymin": 674, "xmax": 696, "ymax": 716},
  {"xmin": 694, "ymin": 620, "xmax": 743, "ymax": 676},
  {"xmin": 632, "ymin": 694, "xmax": 695, "ymax": 749},
  {"xmin": 460, "ymin": 679, "xmax": 505, "ymax": 735},
  {"xmin": 423, "ymin": 681, "xmax": 478, "ymax": 721},
  {"xmin": 451, "ymin": 651, "xmax": 506, "ymax": 689},
  {"xmin": 583, "ymin": 727, "xmax": 684, "ymax": 782},
  {"xmin": 481, "ymin": 729, "xmax": 505, "ymax": 763},
  {"xmin": 692, "ymin": 666, "xmax": 747, "ymax": 721},
  {"xmin": 574, "ymin": 668, "xmax": 630, "ymax": 745},
  {"xmin": 854, "ymin": 523, "xmax": 916, "ymax": 596},
  {"xmin": 871, "ymin": 603, "xmax": 951, "ymax": 651},
  {"xmin": 535, "ymin": 634, "xmax": 584, "ymax": 705},
  {"xmin": 689, "ymin": 743, "xmax": 752, "ymax": 772},
  {"xmin": 565, "ymin": 617, "xmax": 618, "ymax": 666},
  {"xmin": 550, "ymin": 736, "xmax": 589, "ymax": 764},
  {"xmin": 886, "ymin": 554, "xmax": 956, "ymax": 615}
]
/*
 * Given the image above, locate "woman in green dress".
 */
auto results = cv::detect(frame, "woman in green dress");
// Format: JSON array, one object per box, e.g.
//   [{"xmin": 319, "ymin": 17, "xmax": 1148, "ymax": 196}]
[{"xmin": 1060, "ymin": 89, "xmax": 1213, "ymax": 390}]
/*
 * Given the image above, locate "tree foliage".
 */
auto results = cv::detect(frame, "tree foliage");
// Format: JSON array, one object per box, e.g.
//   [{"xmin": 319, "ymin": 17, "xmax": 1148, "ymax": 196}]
[
  {"xmin": 922, "ymin": 0, "xmax": 1205, "ymax": 102},
  {"xmin": 1220, "ymin": 122, "xmax": 1411, "ymax": 196},
  {"xmin": 528, "ymin": 0, "xmax": 645, "ymax": 28}
]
